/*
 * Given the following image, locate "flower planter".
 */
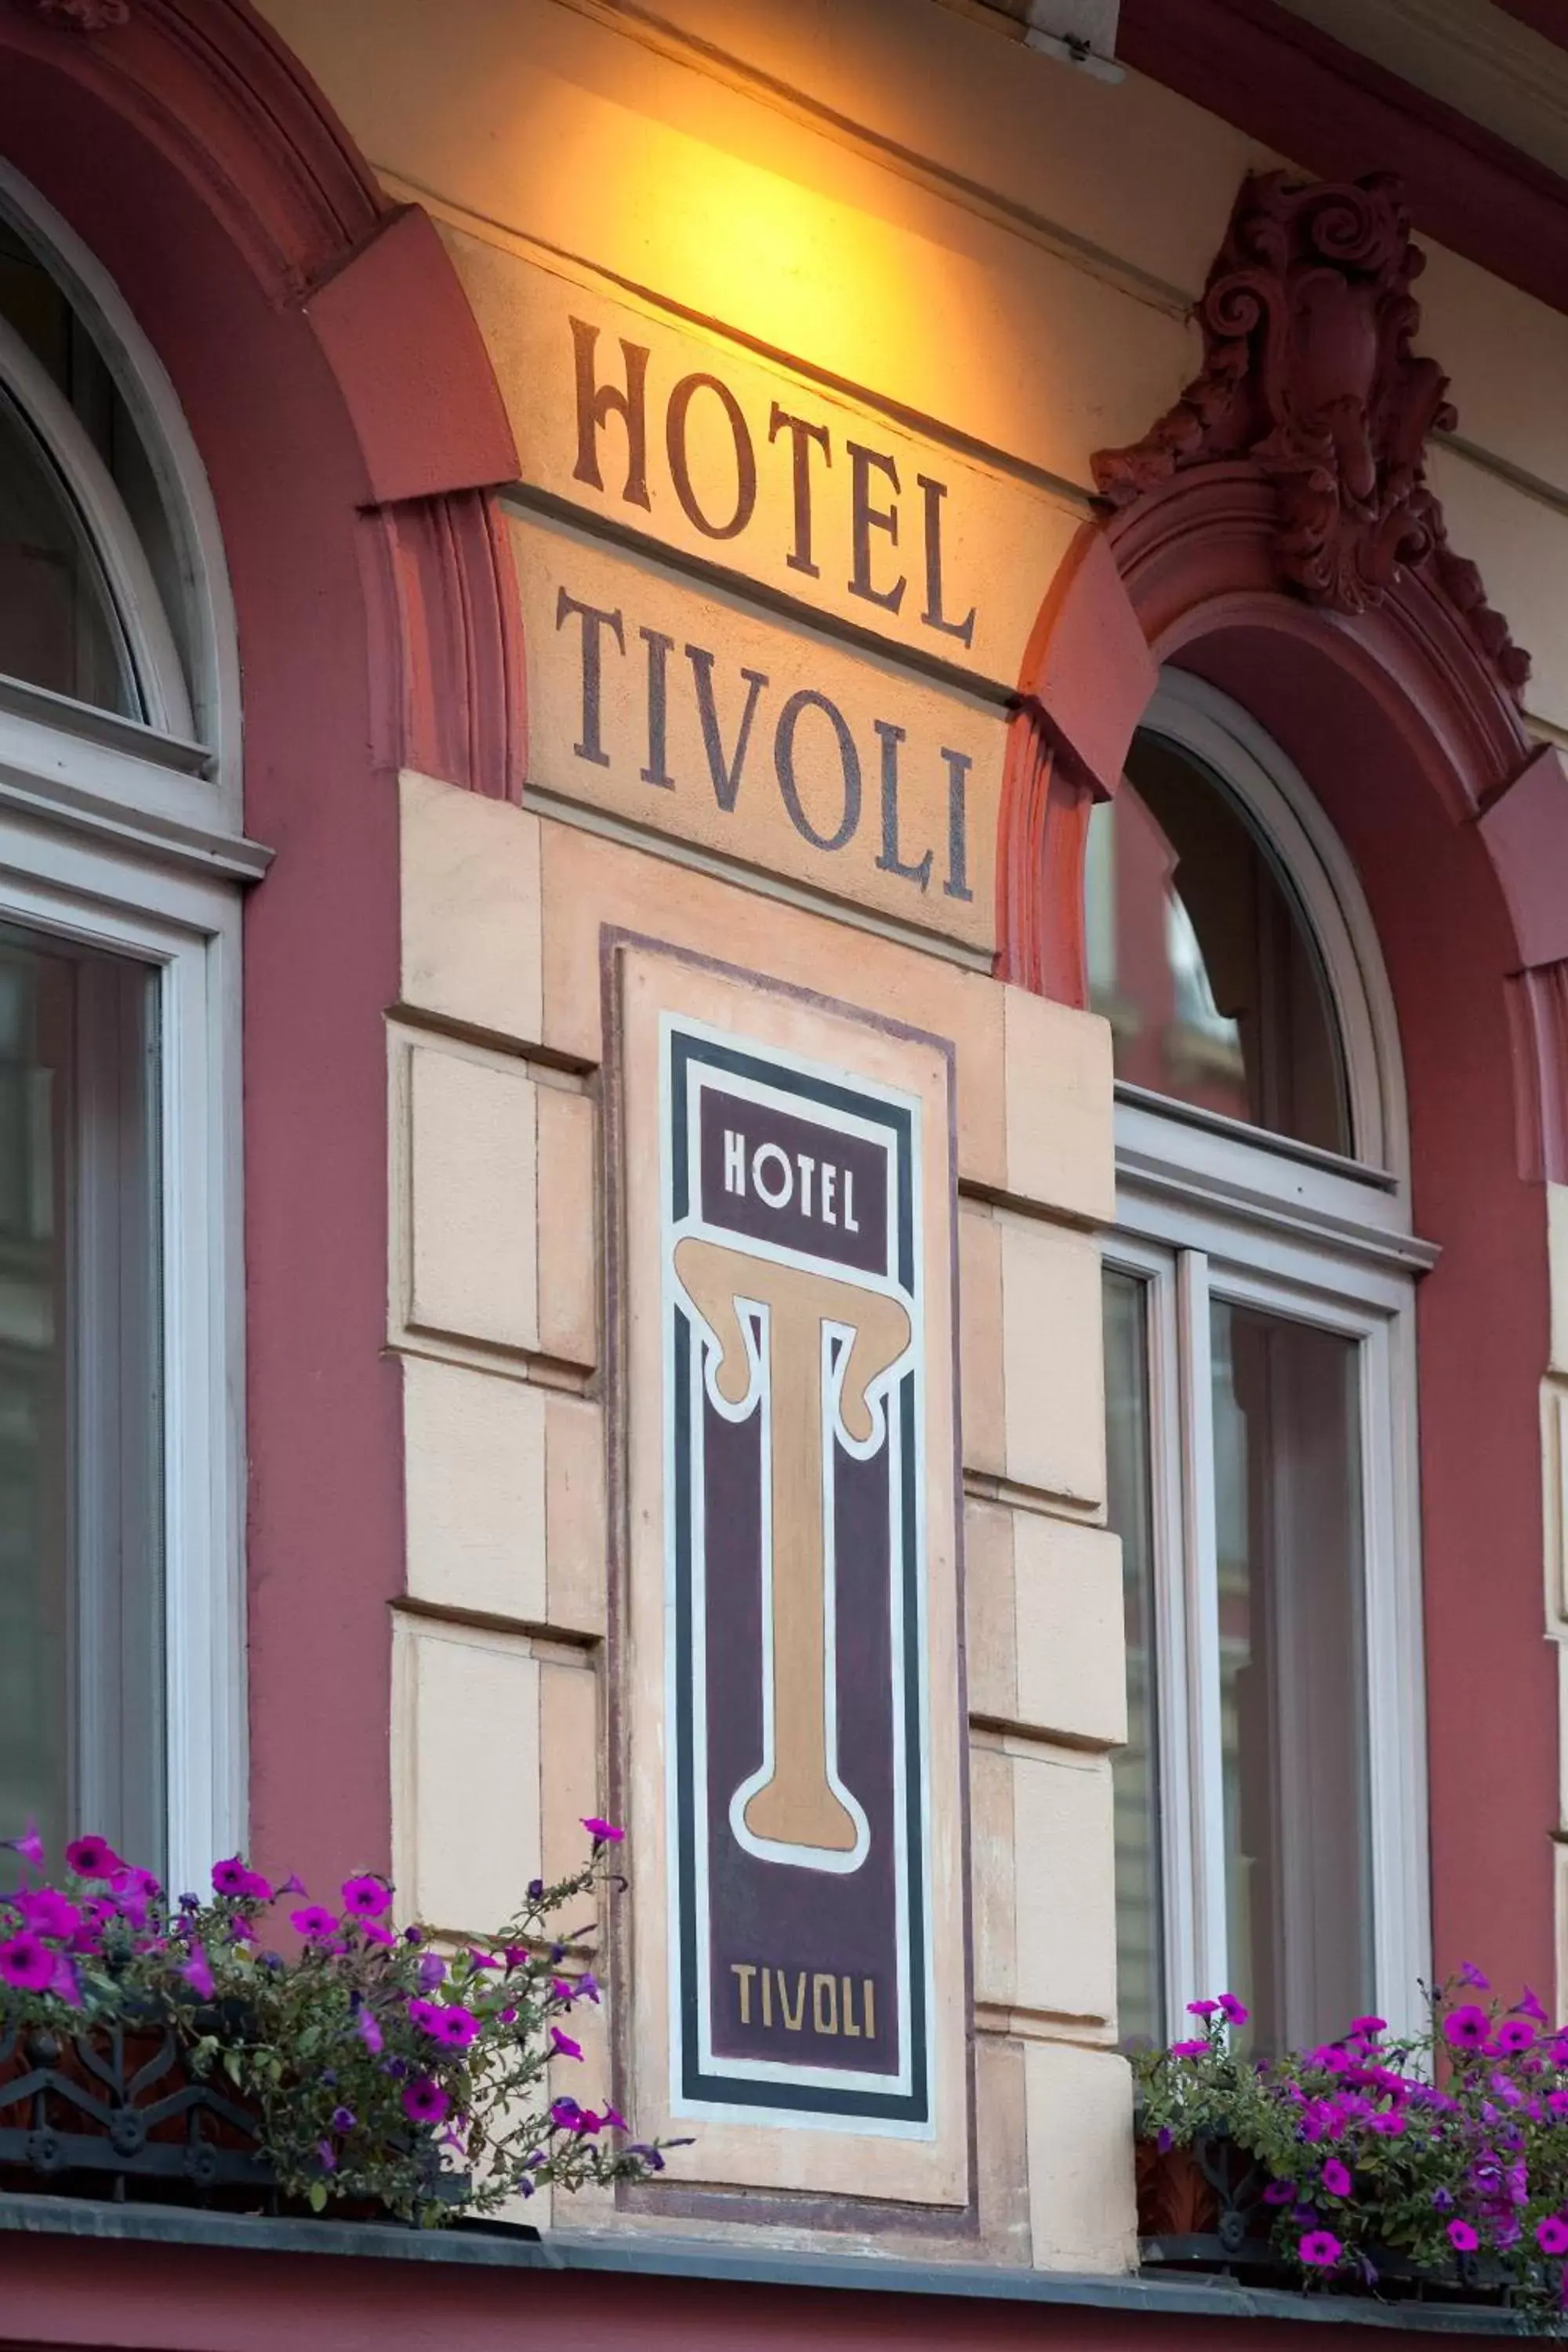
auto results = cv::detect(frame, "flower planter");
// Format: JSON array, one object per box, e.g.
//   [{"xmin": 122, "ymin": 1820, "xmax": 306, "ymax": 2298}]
[
  {"xmin": 0, "ymin": 2016, "xmax": 275, "ymax": 2209},
  {"xmin": 1136, "ymin": 2133, "xmax": 1521, "ymax": 2312}
]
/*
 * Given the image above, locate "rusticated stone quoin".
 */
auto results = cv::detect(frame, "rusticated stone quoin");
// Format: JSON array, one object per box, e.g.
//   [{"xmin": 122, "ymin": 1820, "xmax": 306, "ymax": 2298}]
[{"xmin": 1093, "ymin": 169, "xmax": 1530, "ymax": 698}]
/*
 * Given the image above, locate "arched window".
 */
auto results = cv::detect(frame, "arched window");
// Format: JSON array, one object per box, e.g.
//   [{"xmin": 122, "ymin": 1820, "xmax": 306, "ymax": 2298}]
[
  {"xmin": 0, "ymin": 167, "xmax": 245, "ymax": 1898},
  {"xmin": 1091, "ymin": 671, "xmax": 1428, "ymax": 2054}
]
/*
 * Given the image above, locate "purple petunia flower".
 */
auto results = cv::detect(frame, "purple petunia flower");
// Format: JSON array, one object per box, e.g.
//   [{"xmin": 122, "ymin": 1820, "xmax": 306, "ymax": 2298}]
[
  {"xmin": 402, "ymin": 2077, "xmax": 449, "ymax": 2126},
  {"xmin": 64, "ymin": 1835, "xmax": 122, "ymax": 1880},
  {"xmin": 1537, "ymin": 2216, "xmax": 1568, "ymax": 2256},
  {"xmin": 577, "ymin": 1970, "xmax": 601, "ymax": 2005},
  {"xmin": 1263, "ymin": 2180, "xmax": 1297, "ymax": 2205},
  {"xmin": 1518, "ymin": 1986, "xmax": 1551, "ymax": 2025},
  {"xmin": 0, "ymin": 1932, "xmax": 54, "ymax": 1991},
  {"xmin": 317, "ymin": 2140, "xmax": 337, "ymax": 2172},
  {"xmin": 1348, "ymin": 2015, "xmax": 1387, "ymax": 2038},
  {"xmin": 407, "ymin": 1996, "xmax": 438, "ymax": 2032},
  {"xmin": 1186, "ymin": 1998, "xmax": 1219, "ymax": 2019},
  {"xmin": 356, "ymin": 2006, "xmax": 383, "ymax": 2055},
  {"xmin": 17, "ymin": 1889, "xmax": 81, "ymax": 1941},
  {"xmin": 581, "ymin": 1817, "xmax": 625, "ymax": 1845},
  {"xmin": 1299, "ymin": 2231, "xmax": 1342, "ymax": 2269},
  {"xmin": 432, "ymin": 2005, "xmax": 480, "ymax": 2050},
  {"xmin": 1494, "ymin": 2017, "xmax": 1536, "ymax": 2056},
  {"xmin": 3, "ymin": 1824, "xmax": 44, "ymax": 1870},
  {"xmin": 211, "ymin": 1857, "xmax": 256, "ymax": 1900},
  {"xmin": 551, "ymin": 2026, "xmax": 583, "ymax": 2060},
  {"xmin": 1169, "ymin": 2039, "xmax": 1210, "ymax": 2058},
  {"xmin": 181, "ymin": 1946, "xmax": 215, "ymax": 2000},
  {"xmin": 1322, "ymin": 2158, "xmax": 1352, "ymax": 2198},
  {"xmin": 417, "ymin": 1953, "xmax": 446, "ymax": 1989},
  {"xmin": 330, "ymin": 2105, "xmax": 355, "ymax": 2132},
  {"xmin": 291, "ymin": 1905, "xmax": 339, "ymax": 1942},
  {"xmin": 1460, "ymin": 1963, "xmax": 1491, "ymax": 1991},
  {"xmin": 340, "ymin": 1875, "xmax": 392, "ymax": 1918},
  {"xmin": 550, "ymin": 2097, "xmax": 583, "ymax": 2129},
  {"xmin": 602, "ymin": 2105, "xmax": 628, "ymax": 2131},
  {"xmin": 1444, "ymin": 2005, "xmax": 1493, "ymax": 2053},
  {"xmin": 1448, "ymin": 2220, "xmax": 1480, "ymax": 2253},
  {"xmin": 1217, "ymin": 1992, "xmax": 1249, "ymax": 2027},
  {"xmin": 361, "ymin": 1921, "xmax": 395, "ymax": 1948}
]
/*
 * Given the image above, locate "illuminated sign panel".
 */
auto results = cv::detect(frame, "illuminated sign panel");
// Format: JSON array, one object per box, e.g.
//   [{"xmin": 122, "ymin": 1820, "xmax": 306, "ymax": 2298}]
[{"xmin": 512, "ymin": 508, "xmax": 1003, "ymax": 953}]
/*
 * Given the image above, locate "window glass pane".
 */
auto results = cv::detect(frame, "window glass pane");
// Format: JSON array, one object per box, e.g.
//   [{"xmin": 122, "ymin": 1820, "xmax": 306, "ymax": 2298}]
[
  {"xmin": 0, "ymin": 390, "xmax": 136, "ymax": 716},
  {"xmin": 1211, "ymin": 1300, "xmax": 1372, "ymax": 2051},
  {"xmin": 1087, "ymin": 731, "xmax": 1351, "ymax": 1156},
  {"xmin": 1105, "ymin": 1268, "xmax": 1163, "ymax": 2048},
  {"xmin": 0, "ymin": 214, "xmax": 191, "ymax": 717},
  {"xmin": 0, "ymin": 925, "xmax": 162, "ymax": 1893}
]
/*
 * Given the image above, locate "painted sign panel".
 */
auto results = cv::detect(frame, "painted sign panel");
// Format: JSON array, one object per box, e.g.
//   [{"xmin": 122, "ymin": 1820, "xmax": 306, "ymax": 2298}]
[
  {"xmin": 617, "ymin": 945, "xmax": 969, "ymax": 2209},
  {"xmin": 664, "ymin": 1018, "xmax": 930, "ymax": 2129},
  {"xmin": 448, "ymin": 223, "xmax": 1083, "ymax": 695},
  {"xmin": 512, "ymin": 507, "xmax": 1003, "ymax": 956}
]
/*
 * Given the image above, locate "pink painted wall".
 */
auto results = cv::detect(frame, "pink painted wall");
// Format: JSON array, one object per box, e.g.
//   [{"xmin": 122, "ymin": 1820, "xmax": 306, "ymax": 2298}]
[{"xmin": 0, "ymin": 5, "xmax": 515, "ymax": 1898}]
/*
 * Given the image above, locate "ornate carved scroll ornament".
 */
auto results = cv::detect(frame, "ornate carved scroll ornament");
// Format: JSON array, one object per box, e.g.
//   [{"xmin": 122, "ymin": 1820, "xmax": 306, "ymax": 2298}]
[{"xmin": 1093, "ymin": 170, "xmax": 1529, "ymax": 696}]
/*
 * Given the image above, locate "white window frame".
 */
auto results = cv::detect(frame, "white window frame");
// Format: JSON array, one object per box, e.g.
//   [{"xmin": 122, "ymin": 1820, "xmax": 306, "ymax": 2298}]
[
  {"xmin": 0, "ymin": 163, "xmax": 253, "ymax": 1891},
  {"xmin": 0, "ymin": 808, "xmax": 244, "ymax": 1890},
  {"xmin": 1109, "ymin": 672, "xmax": 1432, "ymax": 2042}
]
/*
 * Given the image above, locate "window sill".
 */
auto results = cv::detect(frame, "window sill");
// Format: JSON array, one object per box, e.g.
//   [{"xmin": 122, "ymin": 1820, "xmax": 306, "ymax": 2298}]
[{"xmin": 0, "ymin": 2191, "xmax": 1526, "ymax": 2332}]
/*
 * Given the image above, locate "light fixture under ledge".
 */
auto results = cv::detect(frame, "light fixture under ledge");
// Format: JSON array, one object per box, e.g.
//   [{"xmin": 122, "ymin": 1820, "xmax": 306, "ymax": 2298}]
[{"xmin": 1024, "ymin": 0, "xmax": 1123, "ymax": 80}]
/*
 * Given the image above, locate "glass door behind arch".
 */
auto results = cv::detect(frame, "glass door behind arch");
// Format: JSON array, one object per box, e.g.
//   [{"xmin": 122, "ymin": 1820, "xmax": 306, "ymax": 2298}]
[{"xmin": 1106, "ymin": 1250, "xmax": 1375, "ymax": 2055}]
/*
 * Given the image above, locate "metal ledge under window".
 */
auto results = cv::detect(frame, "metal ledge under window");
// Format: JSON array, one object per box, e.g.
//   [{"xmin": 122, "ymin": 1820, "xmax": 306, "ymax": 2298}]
[{"xmin": 0, "ymin": 2193, "xmax": 1526, "ymax": 2332}]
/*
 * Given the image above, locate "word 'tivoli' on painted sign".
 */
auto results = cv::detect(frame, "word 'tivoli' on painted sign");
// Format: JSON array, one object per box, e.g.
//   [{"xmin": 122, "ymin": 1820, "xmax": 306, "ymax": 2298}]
[
  {"xmin": 512, "ymin": 510, "xmax": 1003, "ymax": 955},
  {"xmin": 663, "ymin": 1018, "xmax": 931, "ymax": 2129}
]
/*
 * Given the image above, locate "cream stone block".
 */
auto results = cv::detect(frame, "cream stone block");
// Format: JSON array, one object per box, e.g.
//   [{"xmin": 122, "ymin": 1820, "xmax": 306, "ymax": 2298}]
[
  {"xmin": 1544, "ymin": 1379, "xmax": 1568, "ymax": 1635},
  {"xmin": 538, "ymin": 818, "xmax": 1008, "ymax": 1189},
  {"xmin": 975, "ymin": 2031, "xmax": 1032, "ymax": 2265},
  {"xmin": 1013, "ymin": 1515, "xmax": 1126, "ymax": 1750},
  {"xmin": 403, "ymin": 1354, "xmax": 547, "ymax": 1621},
  {"xmin": 1023, "ymin": 2040, "xmax": 1137, "ymax": 2274},
  {"xmin": 535, "ymin": 1083, "xmax": 598, "ymax": 1369},
  {"xmin": 399, "ymin": 771, "xmax": 543, "ymax": 1046},
  {"xmin": 544, "ymin": 1392, "xmax": 608, "ymax": 1639},
  {"xmin": 1549, "ymin": 1184, "xmax": 1568, "ymax": 1377},
  {"xmin": 967, "ymin": 1738, "xmax": 1017, "ymax": 2014},
  {"xmin": 539, "ymin": 1653, "xmax": 603, "ymax": 1895},
  {"xmin": 964, "ymin": 1497, "xmax": 1016, "ymax": 1725},
  {"xmin": 1000, "ymin": 1214, "xmax": 1105, "ymax": 1508},
  {"xmin": 406, "ymin": 1042, "xmax": 539, "ymax": 1353},
  {"xmin": 1003, "ymin": 986, "xmax": 1115, "ymax": 1228},
  {"xmin": 396, "ymin": 1617, "xmax": 541, "ymax": 1933},
  {"xmin": 960, "ymin": 1203, "xmax": 1005, "ymax": 1479},
  {"xmin": 1011, "ymin": 1745, "xmax": 1117, "ymax": 2027}
]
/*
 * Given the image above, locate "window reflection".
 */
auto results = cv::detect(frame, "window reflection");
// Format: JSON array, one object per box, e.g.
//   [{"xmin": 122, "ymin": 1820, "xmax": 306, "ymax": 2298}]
[
  {"xmin": 1105, "ymin": 1268, "xmax": 1163, "ymax": 2050},
  {"xmin": 1087, "ymin": 731, "xmax": 1351, "ymax": 1155},
  {"xmin": 1211, "ymin": 1301, "xmax": 1373, "ymax": 2053}
]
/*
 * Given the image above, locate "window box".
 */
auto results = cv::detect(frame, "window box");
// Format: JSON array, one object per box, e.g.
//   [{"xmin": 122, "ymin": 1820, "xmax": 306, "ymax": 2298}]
[{"xmin": 1137, "ymin": 2130, "xmax": 1527, "ymax": 2315}]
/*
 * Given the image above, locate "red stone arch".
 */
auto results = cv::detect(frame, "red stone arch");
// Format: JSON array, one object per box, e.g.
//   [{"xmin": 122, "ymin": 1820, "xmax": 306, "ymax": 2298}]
[
  {"xmin": 998, "ymin": 170, "xmax": 1568, "ymax": 2003},
  {"xmin": 0, "ymin": 0, "xmax": 526, "ymax": 1887}
]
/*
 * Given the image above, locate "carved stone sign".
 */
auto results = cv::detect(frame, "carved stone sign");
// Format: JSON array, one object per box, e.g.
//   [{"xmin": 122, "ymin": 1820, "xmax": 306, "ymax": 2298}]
[
  {"xmin": 447, "ymin": 225, "xmax": 1083, "ymax": 694},
  {"xmin": 618, "ymin": 946, "xmax": 969, "ymax": 2205},
  {"xmin": 513, "ymin": 508, "xmax": 1003, "ymax": 955}
]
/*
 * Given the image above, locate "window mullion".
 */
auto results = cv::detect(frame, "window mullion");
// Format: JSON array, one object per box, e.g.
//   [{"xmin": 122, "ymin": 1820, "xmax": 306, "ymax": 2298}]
[{"xmin": 1177, "ymin": 1245, "xmax": 1229, "ymax": 2006}]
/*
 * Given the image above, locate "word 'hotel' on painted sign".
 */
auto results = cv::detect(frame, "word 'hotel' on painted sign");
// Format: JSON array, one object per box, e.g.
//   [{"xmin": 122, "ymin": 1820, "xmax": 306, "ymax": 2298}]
[{"xmin": 568, "ymin": 318, "xmax": 979, "ymax": 654}]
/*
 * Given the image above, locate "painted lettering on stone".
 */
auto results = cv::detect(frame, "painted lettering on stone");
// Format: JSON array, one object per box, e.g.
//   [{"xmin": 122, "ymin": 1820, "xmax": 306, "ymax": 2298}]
[
  {"xmin": 553, "ymin": 588, "xmax": 975, "ymax": 904},
  {"xmin": 570, "ymin": 318, "xmax": 978, "ymax": 650}
]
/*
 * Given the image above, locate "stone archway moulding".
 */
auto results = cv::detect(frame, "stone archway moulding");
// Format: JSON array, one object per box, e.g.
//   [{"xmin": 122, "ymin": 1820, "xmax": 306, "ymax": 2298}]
[
  {"xmin": 1000, "ymin": 167, "xmax": 1568, "ymax": 1189},
  {"xmin": 0, "ymin": 0, "xmax": 529, "ymax": 1889}
]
